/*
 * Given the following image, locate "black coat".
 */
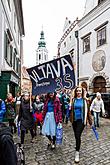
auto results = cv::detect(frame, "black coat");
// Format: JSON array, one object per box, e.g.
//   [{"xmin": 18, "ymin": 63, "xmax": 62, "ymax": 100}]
[
  {"xmin": 19, "ymin": 99, "xmax": 34, "ymax": 130},
  {"xmin": 0, "ymin": 123, "xmax": 17, "ymax": 165}
]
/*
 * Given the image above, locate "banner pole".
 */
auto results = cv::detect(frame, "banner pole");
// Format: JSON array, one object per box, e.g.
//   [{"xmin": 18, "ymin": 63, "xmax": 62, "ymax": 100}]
[{"xmin": 29, "ymin": 88, "xmax": 32, "ymax": 112}]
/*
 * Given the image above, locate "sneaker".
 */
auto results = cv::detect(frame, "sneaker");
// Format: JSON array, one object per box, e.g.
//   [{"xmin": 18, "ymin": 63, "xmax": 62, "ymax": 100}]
[
  {"xmin": 51, "ymin": 144, "xmax": 55, "ymax": 149},
  {"xmin": 30, "ymin": 139, "xmax": 34, "ymax": 143},
  {"xmin": 47, "ymin": 142, "xmax": 51, "ymax": 149},
  {"xmin": 75, "ymin": 151, "xmax": 79, "ymax": 163},
  {"xmin": 21, "ymin": 144, "xmax": 24, "ymax": 149}
]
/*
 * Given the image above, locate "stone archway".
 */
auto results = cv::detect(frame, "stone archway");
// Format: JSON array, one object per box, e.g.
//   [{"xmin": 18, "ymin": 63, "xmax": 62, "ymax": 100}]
[
  {"xmin": 89, "ymin": 72, "xmax": 110, "ymax": 93},
  {"xmin": 93, "ymin": 76, "xmax": 106, "ymax": 93}
]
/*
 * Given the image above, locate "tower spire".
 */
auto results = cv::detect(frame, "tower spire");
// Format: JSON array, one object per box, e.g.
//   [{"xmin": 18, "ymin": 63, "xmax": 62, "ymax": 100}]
[
  {"xmin": 38, "ymin": 29, "xmax": 46, "ymax": 48},
  {"xmin": 36, "ymin": 28, "xmax": 48, "ymax": 65}
]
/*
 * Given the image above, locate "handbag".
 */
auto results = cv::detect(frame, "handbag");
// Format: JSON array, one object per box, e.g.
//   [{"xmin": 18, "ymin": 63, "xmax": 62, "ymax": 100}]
[{"xmin": 56, "ymin": 123, "xmax": 63, "ymax": 145}]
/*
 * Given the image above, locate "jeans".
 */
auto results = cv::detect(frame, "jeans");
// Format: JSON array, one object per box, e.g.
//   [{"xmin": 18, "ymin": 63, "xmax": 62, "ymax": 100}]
[
  {"xmin": 9, "ymin": 119, "xmax": 16, "ymax": 134},
  {"xmin": 21, "ymin": 129, "xmax": 34, "ymax": 144},
  {"xmin": 72, "ymin": 119, "xmax": 85, "ymax": 151},
  {"xmin": 93, "ymin": 111, "xmax": 100, "ymax": 127}
]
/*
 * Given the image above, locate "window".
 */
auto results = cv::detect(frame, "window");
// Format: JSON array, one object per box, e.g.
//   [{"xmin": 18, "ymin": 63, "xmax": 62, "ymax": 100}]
[
  {"xmin": 16, "ymin": 58, "xmax": 19, "ymax": 73},
  {"xmin": 10, "ymin": 45, "xmax": 13, "ymax": 67},
  {"xmin": 7, "ymin": 0, "xmax": 11, "ymax": 11},
  {"xmin": 69, "ymin": 49, "xmax": 74, "ymax": 64},
  {"xmin": 83, "ymin": 36, "xmax": 90, "ymax": 53},
  {"xmin": 14, "ymin": 12, "xmax": 16, "ymax": 32},
  {"xmin": 4, "ymin": 31, "xmax": 13, "ymax": 66},
  {"xmin": 39, "ymin": 54, "xmax": 41, "ymax": 60},
  {"xmin": 97, "ymin": 27, "xmax": 106, "ymax": 47},
  {"xmin": 18, "ymin": 60, "xmax": 21, "ymax": 75},
  {"xmin": 45, "ymin": 54, "xmax": 47, "ymax": 61},
  {"xmin": 69, "ymin": 36, "xmax": 71, "ymax": 41},
  {"xmin": 17, "ymin": 30, "xmax": 20, "ymax": 44},
  {"xmin": 13, "ymin": 49, "xmax": 17, "ymax": 70},
  {"xmin": 69, "ymin": 49, "xmax": 74, "ymax": 58},
  {"xmin": 64, "ymin": 42, "xmax": 66, "ymax": 47}
]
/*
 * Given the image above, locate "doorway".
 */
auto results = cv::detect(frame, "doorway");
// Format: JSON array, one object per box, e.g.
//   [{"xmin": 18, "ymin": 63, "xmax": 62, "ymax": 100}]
[{"xmin": 93, "ymin": 76, "xmax": 106, "ymax": 93}]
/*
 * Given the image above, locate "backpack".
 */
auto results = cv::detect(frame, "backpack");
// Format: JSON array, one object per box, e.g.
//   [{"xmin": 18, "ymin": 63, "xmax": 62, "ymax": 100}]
[
  {"xmin": 0, "ymin": 123, "xmax": 17, "ymax": 165},
  {"xmin": 15, "ymin": 143, "xmax": 25, "ymax": 165}
]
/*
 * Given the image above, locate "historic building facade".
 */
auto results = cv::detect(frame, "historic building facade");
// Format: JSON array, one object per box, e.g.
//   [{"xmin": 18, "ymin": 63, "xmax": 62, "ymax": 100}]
[
  {"xmin": 57, "ymin": 17, "xmax": 79, "ymax": 85},
  {"xmin": 58, "ymin": 0, "xmax": 110, "ymax": 93},
  {"xmin": 36, "ymin": 30, "xmax": 48, "ymax": 65},
  {"xmin": 78, "ymin": 0, "xmax": 110, "ymax": 93},
  {"xmin": 0, "ymin": 0, "xmax": 24, "ymax": 100}
]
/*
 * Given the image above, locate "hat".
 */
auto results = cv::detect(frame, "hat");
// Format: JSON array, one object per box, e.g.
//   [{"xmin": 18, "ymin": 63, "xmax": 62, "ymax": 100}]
[{"xmin": 96, "ymin": 92, "xmax": 101, "ymax": 97}]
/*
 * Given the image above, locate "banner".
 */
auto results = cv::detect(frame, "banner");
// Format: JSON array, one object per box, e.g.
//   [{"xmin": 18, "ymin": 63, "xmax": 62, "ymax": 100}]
[{"xmin": 27, "ymin": 55, "xmax": 75, "ymax": 95}]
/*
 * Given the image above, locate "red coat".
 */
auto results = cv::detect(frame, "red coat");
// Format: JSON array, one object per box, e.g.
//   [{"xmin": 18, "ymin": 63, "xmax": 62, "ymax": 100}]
[{"xmin": 42, "ymin": 97, "xmax": 62, "ymax": 124}]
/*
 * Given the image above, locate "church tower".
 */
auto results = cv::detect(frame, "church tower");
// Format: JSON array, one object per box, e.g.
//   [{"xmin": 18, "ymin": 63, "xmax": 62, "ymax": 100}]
[{"xmin": 36, "ymin": 30, "xmax": 48, "ymax": 65}]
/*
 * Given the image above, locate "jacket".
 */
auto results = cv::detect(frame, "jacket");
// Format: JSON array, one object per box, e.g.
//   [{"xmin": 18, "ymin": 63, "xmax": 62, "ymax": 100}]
[
  {"xmin": 42, "ymin": 97, "xmax": 62, "ymax": 124},
  {"xmin": 5, "ymin": 99, "xmax": 15, "ymax": 119},
  {"xmin": 90, "ymin": 97, "xmax": 105, "ymax": 113},
  {"xmin": 70, "ymin": 98, "xmax": 92, "ymax": 125},
  {"xmin": 19, "ymin": 99, "xmax": 34, "ymax": 130},
  {"xmin": 0, "ymin": 123, "xmax": 17, "ymax": 165},
  {"xmin": 32, "ymin": 101, "xmax": 44, "ymax": 113},
  {"xmin": 0, "ymin": 100, "xmax": 6, "ymax": 122}
]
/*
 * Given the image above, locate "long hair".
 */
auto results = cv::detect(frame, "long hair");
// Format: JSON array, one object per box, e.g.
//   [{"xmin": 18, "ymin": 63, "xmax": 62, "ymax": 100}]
[
  {"xmin": 45, "ymin": 92, "xmax": 57, "ymax": 102},
  {"xmin": 72, "ymin": 86, "xmax": 85, "ymax": 99},
  {"xmin": 33, "ymin": 95, "xmax": 38, "ymax": 102}
]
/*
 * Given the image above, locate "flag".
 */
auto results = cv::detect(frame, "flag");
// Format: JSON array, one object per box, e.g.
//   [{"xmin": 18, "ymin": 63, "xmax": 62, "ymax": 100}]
[
  {"xmin": 27, "ymin": 54, "xmax": 75, "ymax": 95},
  {"xmin": 92, "ymin": 126, "xmax": 99, "ymax": 140}
]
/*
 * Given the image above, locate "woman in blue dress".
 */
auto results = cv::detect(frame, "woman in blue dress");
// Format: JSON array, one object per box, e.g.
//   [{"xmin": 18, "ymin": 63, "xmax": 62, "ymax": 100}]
[{"xmin": 42, "ymin": 92, "xmax": 62, "ymax": 149}]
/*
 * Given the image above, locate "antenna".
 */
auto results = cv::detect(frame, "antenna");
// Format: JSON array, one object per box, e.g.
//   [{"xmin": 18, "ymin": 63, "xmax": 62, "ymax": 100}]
[{"xmin": 42, "ymin": 25, "xmax": 43, "ymax": 31}]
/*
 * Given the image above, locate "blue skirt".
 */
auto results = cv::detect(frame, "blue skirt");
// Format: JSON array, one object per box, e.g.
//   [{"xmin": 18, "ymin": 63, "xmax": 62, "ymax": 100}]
[{"xmin": 42, "ymin": 112, "xmax": 56, "ymax": 137}]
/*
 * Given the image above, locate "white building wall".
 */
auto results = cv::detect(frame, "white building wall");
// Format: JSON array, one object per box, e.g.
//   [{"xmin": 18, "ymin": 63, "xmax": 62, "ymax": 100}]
[
  {"xmin": 0, "ymin": 0, "xmax": 21, "ymax": 71},
  {"xmin": 36, "ymin": 47, "xmax": 48, "ymax": 65},
  {"xmin": 59, "ymin": 23, "xmax": 78, "ymax": 85},
  {"xmin": 79, "ymin": 0, "xmax": 110, "ymax": 90},
  {"xmin": 60, "ymin": 29, "xmax": 76, "ymax": 56},
  {"xmin": 83, "ymin": 0, "xmax": 98, "ymax": 16},
  {"xmin": 0, "ymin": 1, "xmax": 2, "ymax": 75}
]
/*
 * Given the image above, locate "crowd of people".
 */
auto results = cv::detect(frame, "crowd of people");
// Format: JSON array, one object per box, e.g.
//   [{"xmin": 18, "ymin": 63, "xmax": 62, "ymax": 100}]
[{"xmin": 0, "ymin": 87, "xmax": 105, "ymax": 164}]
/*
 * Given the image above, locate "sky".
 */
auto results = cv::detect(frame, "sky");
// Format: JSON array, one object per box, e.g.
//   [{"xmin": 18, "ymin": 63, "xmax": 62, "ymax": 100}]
[{"xmin": 22, "ymin": 0, "xmax": 86, "ymax": 68}]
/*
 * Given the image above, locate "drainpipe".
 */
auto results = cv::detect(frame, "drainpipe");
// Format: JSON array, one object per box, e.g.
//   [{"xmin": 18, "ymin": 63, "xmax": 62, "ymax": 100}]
[{"xmin": 75, "ymin": 30, "xmax": 79, "ymax": 86}]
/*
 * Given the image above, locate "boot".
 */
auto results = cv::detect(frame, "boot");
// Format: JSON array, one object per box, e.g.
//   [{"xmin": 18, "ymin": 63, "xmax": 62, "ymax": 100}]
[{"xmin": 75, "ymin": 151, "xmax": 79, "ymax": 163}]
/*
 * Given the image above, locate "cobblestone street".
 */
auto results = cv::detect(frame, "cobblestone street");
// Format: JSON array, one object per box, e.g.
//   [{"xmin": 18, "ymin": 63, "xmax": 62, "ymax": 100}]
[{"xmin": 15, "ymin": 118, "xmax": 110, "ymax": 165}]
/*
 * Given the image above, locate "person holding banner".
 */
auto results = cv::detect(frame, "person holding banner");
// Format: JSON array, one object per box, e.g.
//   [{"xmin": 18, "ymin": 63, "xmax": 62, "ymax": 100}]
[
  {"xmin": 70, "ymin": 86, "xmax": 92, "ymax": 163},
  {"xmin": 42, "ymin": 92, "xmax": 62, "ymax": 149}
]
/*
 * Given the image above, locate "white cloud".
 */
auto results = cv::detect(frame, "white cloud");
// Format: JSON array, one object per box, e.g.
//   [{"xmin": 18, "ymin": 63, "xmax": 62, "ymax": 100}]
[{"xmin": 22, "ymin": 0, "xmax": 86, "ymax": 67}]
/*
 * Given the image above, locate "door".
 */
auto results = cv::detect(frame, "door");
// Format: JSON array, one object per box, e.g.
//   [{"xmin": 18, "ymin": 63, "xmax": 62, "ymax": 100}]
[{"xmin": 93, "ymin": 76, "xmax": 106, "ymax": 93}]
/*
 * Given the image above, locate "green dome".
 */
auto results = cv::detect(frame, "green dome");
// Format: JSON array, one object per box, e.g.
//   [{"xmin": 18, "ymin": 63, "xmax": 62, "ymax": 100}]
[{"xmin": 38, "ymin": 30, "xmax": 46, "ymax": 48}]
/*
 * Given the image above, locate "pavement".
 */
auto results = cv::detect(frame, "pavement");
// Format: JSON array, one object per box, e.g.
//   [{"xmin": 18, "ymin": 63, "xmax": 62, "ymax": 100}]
[{"xmin": 14, "ymin": 117, "xmax": 110, "ymax": 165}]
